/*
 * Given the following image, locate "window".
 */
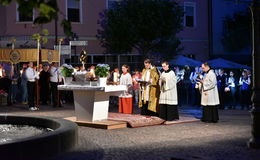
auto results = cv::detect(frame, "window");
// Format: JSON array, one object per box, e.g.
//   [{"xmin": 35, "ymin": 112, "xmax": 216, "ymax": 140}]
[
  {"xmin": 107, "ymin": 0, "xmax": 122, "ymax": 9},
  {"xmin": 184, "ymin": 2, "xmax": 196, "ymax": 27},
  {"xmin": 16, "ymin": 5, "xmax": 33, "ymax": 22},
  {"xmin": 93, "ymin": 56, "xmax": 105, "ymax": 64},
  {"xmin": 67, "ymin": 0, "xmax": 81, "ymax": 23}
]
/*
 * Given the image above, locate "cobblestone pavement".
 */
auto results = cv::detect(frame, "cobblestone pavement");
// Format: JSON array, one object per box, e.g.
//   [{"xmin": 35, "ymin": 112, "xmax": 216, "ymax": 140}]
[{"xmin": 0, "ymin": 103, "xmax": 259, "ymax": 160}]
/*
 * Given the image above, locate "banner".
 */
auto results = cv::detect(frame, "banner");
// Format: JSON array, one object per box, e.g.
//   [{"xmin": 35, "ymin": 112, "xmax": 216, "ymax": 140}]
[{"xmin": 0, "ymin": 49, "xmax": 59, "ymax": 63}]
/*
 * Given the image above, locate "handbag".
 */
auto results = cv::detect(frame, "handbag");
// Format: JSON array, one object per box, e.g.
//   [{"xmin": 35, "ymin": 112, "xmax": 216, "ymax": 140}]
[{"xmin": 241, "ymin": 83, "xmax": 249, "ymax": 91}]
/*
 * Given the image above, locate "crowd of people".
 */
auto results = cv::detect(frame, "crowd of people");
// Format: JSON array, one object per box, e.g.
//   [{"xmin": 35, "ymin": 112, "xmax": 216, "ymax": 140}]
[
  {"xmin": 0, "ymin": 59, "xmax": 252, "ymax": 123},
  {"xmin": 176, "ymin": 65, "xmax": 252, "ymax": 111},
  {"xmin": 0, "ymin": 62, "xmax": 65, "ymax": 111}
]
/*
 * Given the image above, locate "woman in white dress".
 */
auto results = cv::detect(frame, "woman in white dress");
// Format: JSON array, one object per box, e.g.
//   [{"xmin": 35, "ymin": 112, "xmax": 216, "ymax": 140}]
[{"xmin": 159, "ymin": 61, "xmax": 179, "ymax": 121}]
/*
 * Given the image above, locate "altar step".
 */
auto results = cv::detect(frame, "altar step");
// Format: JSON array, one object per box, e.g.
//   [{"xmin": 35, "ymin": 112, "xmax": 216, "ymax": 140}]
[{"xmin": 64, "ymin": 116, "xmax": 127, "ymax": 130}]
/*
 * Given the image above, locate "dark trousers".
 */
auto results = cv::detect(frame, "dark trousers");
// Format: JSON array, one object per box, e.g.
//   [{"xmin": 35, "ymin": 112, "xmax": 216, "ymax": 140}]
[
  {"xmin": 159, "ymin": 104, "xmax": 179, "ymax": 121},
  {"xmin": 201, "ymin": 105, "xmax": 219, "ymax": 123},
  {"xmin": 40, "ymin": 84, "xmax": 49, "ymax": 104},
  {"xmin": 218, "ymin": 88, "xmax": 225, "ymax": 109},
  {"xmin": 140, "ymin": 101, "xmax": 158, "ymax": 116},
  {"xmin": 50, "ymin": 82, "xmax": 58, "ymax": 106},
  {"xmin": 240, "ymin": 90, "xmax": 250, "ymax": 109},
  {"xmin": 177, "ymin": 83, "xmax": 183, "ymax": 107},
  {"xmin": 227, "ymin": 87, "xmax": 236, "ymax": 109},
  {"xmin": 27, "ymin": 81, "xmax": 35, "ymax": 108},
  {"xmin": 191, "ymin": 86, "xmax": 201, "ymax": 106}
]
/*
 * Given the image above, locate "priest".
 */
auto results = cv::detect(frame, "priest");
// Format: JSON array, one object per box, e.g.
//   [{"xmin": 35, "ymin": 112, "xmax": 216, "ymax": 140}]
[
  {"xmin": 138, "ymin": 59, "xmax": 160, "ymax": 116},
  {"xmin": 198, "ymin": 62, "xmax": 220, "ymax": 123}
]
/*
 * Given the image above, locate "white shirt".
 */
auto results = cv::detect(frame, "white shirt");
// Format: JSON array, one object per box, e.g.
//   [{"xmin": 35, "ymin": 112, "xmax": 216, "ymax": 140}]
[
  {"xmin": 227, "ymin": 77, "xmax": 235, "ymax": 88},
  {"xmin": 120, "ymin": 73, "xmax": 132, "ymax": 86},
  {"xmin": 25, "ymin": 67, "xmax": 39, "ymax": 82},
  {"xmin": 113, "ymin": 72, "xmax": 120, "ymax": 82},
  {"xmin": 50, "ymin": 66, "xmax": 61, "ymax": 82},
  {"xmin": 0, "ymin": 68, "xmax": 5, "ymax": 77}
]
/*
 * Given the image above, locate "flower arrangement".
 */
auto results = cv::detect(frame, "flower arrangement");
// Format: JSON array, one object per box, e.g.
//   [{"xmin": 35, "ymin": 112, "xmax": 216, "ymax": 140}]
[
  {"xmin": 95, "ymin": 64, "xmax": 110, "ymax": 78},
  {"xmin": 60, "ymin": 64, "xmax": 74, "ymax": 77},
  {"xmin": 0, "ymin": 90, "xmax": 8, "ymax": 97}
]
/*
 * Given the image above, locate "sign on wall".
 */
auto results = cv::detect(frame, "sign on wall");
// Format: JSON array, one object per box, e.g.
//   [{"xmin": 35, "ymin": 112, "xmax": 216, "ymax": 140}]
[
  {"xmin": 54, "ymin": 45, "xmax": 71, "ymax": 55},
  {"xmin": 69, "ymin": 41, "xmax": 88, "ymax": 46}
]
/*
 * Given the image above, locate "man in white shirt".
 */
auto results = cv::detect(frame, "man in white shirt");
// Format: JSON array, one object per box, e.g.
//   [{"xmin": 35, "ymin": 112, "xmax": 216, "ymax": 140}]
[
  {"xmin": 50, "ymin": 62, "xmax": 61, "ymax": 107},
  {"xmin": 25, "ymin": 62, "xmax": 39, "ymax": 111}
]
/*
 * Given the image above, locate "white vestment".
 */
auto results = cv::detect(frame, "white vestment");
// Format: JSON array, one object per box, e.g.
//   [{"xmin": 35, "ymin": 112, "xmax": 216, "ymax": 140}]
[{"xmin": 159, "ymin": 70, "xmax": 178, "ymax": 105}]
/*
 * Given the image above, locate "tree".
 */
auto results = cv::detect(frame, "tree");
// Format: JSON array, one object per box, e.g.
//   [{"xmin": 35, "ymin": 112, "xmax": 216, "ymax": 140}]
[
  {"xmin": 0, "ymin": 0, "xmax": 74, "ymax": 38},
  {"xmin": 97, "ymin": 0, "xmax": 183, "ymax": 59},
  {"xmin": 221, "ymin": 10, "xmax": 251, "ymax": 52}
]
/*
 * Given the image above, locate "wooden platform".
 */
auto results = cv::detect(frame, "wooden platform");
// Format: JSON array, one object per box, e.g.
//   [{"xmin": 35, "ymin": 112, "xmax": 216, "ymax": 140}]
[{"xmin": 64, "ymin": 116, "xmax": 127, "ymax": 130}]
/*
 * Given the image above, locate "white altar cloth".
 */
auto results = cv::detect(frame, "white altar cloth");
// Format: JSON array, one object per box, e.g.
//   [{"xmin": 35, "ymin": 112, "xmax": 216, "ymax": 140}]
[{"xmin": 58, "ymin": 85, "xmax": 126, "ymax": 121}]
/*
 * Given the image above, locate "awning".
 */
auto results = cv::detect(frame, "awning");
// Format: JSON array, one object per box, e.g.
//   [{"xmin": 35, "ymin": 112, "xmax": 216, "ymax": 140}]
[
  {"xmin": 207, "ymin": 58, "xmax": 251, "ymax": 69},
  {"xmin": 169, "ymin": 55, "xmax": 202, "ymax": 67}
]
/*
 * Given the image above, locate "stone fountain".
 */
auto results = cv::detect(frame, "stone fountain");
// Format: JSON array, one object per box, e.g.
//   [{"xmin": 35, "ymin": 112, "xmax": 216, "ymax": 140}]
[{"xmin": 0, "ymin": 114, "xmax": 78, "ymax": 160}]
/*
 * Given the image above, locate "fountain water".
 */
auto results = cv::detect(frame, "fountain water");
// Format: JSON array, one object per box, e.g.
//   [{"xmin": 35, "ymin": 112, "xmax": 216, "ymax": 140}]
[{"xmin": 0, "ymin": 114, "xmax": 78, "ymax": 160}]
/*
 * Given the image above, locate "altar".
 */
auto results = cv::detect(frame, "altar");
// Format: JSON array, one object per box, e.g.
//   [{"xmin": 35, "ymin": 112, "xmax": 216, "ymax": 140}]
[{"xmin": 58, "ymin": 84, "xmax": 127, "ymax": 122}]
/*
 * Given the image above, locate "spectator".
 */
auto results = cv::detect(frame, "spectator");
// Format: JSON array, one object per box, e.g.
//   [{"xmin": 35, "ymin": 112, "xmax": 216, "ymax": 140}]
[
  {"xmin": 132, "ymin": 69, "xmax": 142, "ymax": 105},
  {"xmin": 225, "ymin": 71, "xmax": 237, "ymax": 109},
  {"xmin": 239, "ymin": 70, "xmax": 251, "ymax": 110},
  {"xmin": 50, "ymin": 62, "xmax": 62, "ymax": 107},
  {"xmin": 25, "ymin": 62, "xmax": 39, "ymax": 111},
  {"xmin": 217, "ymin": 69, "xmax": 226, "ymax": 109},
  {"xmin": 20, "ymin": 63, "xmax": 28, "ymax": 104},
  {"xmin": 190, "ymin": 66, "xmax": 201, "ymax": 107},
  {"xmin": 113, "ymin": 68, "xmax": 120, "ymax": 85},
  {"xmin": 39, "ymin": 64, "xmax": 50, "ymax": 105}
]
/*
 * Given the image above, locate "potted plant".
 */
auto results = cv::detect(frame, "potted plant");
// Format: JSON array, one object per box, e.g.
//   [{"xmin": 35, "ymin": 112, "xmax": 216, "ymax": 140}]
[
  {"xmin": 95, "ymin": 64, "xmax": 110, "ymax": 86},
  {"xmin": 60, "ymin": 64, "xmax": 74, "ymax": 85}
]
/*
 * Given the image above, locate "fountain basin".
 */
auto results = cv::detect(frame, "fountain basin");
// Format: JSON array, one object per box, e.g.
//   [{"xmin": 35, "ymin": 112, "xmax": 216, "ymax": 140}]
[{"xmin": 0, "ymin": 114, "xmax": 78, "ymax": 160}]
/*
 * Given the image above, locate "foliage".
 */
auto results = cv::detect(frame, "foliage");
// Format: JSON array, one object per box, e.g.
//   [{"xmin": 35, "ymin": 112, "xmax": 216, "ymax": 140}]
[
  {"xmin": 60, "ymin": 64, "xmax": 74, "ymax": 77},
  {"xmin": 32, "ymin": 29, "xmax": 49, "ymax": 44},
  {"xmin": 97, "ymin": 0, "xmax": 183, "ymax": 57},
  {"xmin": 152, "ymin": 37, "xmax": 183, "ymax": 60},
  {"xmin": 222, "ymin": 11, "xmax": 251, "ymax": 52},
  {"xmin": 61, "ymin": 19, "xmax": 73, "ymax": 38},
  {"xmin": 0, "ymin": 0, "xmax": 78, "ymax": 38},
  {"xmin": 95, "ymin": 64, "xmax": 110, "ymax": 78}
]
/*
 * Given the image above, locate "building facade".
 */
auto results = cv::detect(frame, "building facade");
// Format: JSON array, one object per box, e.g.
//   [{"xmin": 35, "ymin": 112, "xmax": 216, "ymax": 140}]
[
  {"xmin": 177, "ymin": 0, "xmax": 209, "ymax": 61},
  {"xmin": 0, "ymin": 0, "xmax": 210, "ymax": 68}
]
